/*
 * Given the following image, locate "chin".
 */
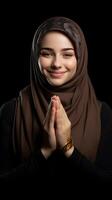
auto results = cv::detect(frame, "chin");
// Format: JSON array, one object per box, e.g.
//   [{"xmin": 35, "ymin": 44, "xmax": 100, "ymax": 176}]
[{"xmin": 48, "ymin": 80, "xmax": 65, "ymax": 86}]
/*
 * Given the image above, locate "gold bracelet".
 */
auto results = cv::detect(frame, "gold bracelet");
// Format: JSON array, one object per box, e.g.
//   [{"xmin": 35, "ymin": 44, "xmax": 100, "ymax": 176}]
[{"xmin": 62, "ymin": 138, "xmax": 73, "ymax": 153}]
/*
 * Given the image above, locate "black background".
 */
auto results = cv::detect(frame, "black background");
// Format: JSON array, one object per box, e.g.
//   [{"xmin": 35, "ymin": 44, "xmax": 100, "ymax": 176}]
[{"xmin": 0, "ymin": 2, "xmax": 112, "ymax": 107}]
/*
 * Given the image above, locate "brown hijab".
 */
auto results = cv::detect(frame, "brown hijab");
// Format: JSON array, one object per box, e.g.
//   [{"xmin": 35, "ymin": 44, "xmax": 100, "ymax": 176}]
[{"xmin": 13, "ymin": 16, "xmax": 102, "ymax": 162}]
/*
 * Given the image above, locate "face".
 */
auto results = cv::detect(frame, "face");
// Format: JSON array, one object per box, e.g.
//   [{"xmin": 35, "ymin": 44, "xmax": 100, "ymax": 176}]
[{"xmin": 38, "ymin": 31, "xmax": 77, "ymax": 86}]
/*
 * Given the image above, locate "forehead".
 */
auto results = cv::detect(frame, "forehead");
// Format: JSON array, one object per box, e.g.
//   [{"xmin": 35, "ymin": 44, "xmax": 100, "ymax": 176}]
[{"xmin": 40, "ymin": 31, "xmax": 74, "ymax": 48}]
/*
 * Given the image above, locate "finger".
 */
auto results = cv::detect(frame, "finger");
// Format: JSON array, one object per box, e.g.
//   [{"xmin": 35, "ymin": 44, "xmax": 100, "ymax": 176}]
[
  {"xmin": 55, "ymin": 96, "xmax": 60, "ymax": 110},
  {"xmin": 56, "ymin": 96, "xmax": 66, "ymax": 113},
  {"xmin": 51, "ymin": 95, "xmax": 57, "ymax": 100},
  {"xmin": 56, "ymin": 96, "xmax": 69, "ymax": 122},
  {"xmin": 49, "ymin": 100, "xmax": 56, "ymax": 128},
  {"xmin": 43, "ymin": 101, "xmax": 52, "ymax": 125},
  {"xmin": 45, "ymin": 99, "xmax": 56, "ymax": 126}
]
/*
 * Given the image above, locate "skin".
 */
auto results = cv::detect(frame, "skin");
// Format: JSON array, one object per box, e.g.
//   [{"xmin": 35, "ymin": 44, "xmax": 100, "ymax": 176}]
[
  {"xmin": 38, "ymin": 31, "xmax": 77, "ymax": 86},
  {"xmin": 38, "ymin": 32, "xmax": 77, "ymax": 158}
]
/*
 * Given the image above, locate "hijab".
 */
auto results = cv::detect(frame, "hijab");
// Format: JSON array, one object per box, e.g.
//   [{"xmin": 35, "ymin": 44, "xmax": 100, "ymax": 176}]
[{"xmin": 13, "ymin": 16, "xmax": 102, "ymax": 162}]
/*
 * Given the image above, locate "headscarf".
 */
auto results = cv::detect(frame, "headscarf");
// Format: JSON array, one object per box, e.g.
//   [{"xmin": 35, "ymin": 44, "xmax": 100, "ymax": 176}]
[{"xmin": 13, "ymin": 16, "xmax": 102, "ymax": 162}]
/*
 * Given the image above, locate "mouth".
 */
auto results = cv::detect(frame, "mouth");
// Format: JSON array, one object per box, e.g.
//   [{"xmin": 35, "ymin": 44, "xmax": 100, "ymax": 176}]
[{"xmin": 47, "ymin": 70, "xmax": 66, "ymax": 78}]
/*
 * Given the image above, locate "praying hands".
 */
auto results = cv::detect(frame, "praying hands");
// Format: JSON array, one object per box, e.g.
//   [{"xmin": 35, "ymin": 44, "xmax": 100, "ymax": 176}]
[{"xmin": 41, "ymin": 96, "xmax": 74, "ymax": 159}]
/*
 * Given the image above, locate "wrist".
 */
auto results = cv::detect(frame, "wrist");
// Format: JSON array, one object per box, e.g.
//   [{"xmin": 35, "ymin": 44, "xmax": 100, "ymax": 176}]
[
  {"xmin": 41, "ymin": 148, "xmax": 54, "ymax": 159},
  {"xmin": 61, "ymin": 138, "xmax": 74, "ymax": 157},
  {"xmin": 64, "ymin": 145, "xmax": 74, "ymax": 157}
]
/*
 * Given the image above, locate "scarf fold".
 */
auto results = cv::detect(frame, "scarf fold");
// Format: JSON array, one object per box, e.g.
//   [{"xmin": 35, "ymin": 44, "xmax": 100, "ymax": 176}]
[{"xmin": 13, "ymin": 16, "xmax": 101, "ymax": 162}]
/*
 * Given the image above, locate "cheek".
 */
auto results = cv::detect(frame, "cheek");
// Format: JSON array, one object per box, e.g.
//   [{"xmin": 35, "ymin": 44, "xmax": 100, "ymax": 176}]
[
  {"xmin": 38, "ymin": 58, "xmax": 50, "ymax": 71},
  {"xmin": 67, "ymin": 59, "xmax": 77, "ymax": 73}
]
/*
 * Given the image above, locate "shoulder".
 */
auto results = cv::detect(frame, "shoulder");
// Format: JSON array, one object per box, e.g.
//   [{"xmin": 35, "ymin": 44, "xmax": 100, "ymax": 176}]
[
  {"xmin": 0, "ymin": 98, "xmax": 16, "ymax": 123},
  {"xmin": 96, "ymin": 102, "xmax": 112, "ymax": 169},
  {"xmin": 101, "ymin": 102, "xmax": 112, "ymax": 131},
  {"xmin": 101, "ymin": 102, "xmax": 112, "ymax": 118}
]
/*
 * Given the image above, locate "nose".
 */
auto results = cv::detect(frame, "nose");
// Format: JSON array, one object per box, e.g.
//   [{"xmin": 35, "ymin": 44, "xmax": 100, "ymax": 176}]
[{"xmin": 51, "ymin": 55, "xmax": 62, "ymax": 69}]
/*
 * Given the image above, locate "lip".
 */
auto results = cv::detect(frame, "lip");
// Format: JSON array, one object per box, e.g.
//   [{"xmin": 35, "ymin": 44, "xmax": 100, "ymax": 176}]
[{"xmin": 48, "ymin": 71, "xmax": 66, "ymax": 78}]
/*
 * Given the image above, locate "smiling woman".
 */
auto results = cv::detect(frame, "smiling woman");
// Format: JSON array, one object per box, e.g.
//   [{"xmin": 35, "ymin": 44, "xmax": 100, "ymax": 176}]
[
  {"xmin": 38, "ymin": 31, "xmax": 77, "ymax": 86},
  {"xmin": 0, "ymin": 16, "xmax": 112, "ymax": 189}
]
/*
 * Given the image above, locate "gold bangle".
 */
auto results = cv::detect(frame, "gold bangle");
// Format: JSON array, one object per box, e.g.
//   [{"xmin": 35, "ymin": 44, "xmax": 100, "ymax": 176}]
[{"xmin": 62, "ymin": 138, "xmax": 73, "ymax": 153}]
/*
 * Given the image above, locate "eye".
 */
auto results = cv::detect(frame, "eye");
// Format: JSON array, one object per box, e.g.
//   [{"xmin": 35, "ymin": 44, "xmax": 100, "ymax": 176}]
[
  {"xmin": 40, "ymin": 51, "xmax": 53, "ymax": 58},
  {"xmin": 63, "ymin": 53, "xmax": 74, "ymax": 58}
]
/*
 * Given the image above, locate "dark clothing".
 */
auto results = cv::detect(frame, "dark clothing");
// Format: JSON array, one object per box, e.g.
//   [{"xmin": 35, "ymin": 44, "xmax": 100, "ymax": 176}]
[{"xmin": 0, "ymin": 99, "xmax": 112, "ymax": 188}]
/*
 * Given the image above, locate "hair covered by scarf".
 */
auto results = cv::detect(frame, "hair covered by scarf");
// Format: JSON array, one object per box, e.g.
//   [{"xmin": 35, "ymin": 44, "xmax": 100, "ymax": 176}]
[{"xmin": 13, "ymin": 16, "xmax": 102, "ymax": 162}]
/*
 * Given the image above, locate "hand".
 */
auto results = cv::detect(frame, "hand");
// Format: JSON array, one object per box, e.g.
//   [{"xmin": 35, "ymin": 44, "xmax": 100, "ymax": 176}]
[
  {"xmin": 41, "ymin": 95, "xmax": 74, "ymax": 158},
  {"xmin": 41, "ymin": 99, "xmax": 56, "ymax": 158},
  {"xmin": 54, "ymin": 96, "xmax": 74, "ymax": 157},
  {"xmin": 53, "ymin": 96, "xmax": 72, "ymax": 148}
]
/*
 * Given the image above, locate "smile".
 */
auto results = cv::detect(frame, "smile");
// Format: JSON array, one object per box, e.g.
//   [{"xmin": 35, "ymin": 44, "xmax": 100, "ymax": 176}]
[{"xmin": 48, "ymin": 71, "xmax": 66, "ymax": 78}]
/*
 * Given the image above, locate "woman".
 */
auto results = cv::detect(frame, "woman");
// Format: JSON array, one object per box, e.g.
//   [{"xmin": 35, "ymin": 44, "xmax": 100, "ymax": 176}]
[{"xmin": 0, "ymin": 16, "xmax": 112, "ymax": 186}]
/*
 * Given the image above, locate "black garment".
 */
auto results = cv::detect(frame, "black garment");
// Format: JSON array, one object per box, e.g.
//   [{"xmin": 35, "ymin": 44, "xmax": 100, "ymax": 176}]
[{"xmin": 0, "ymin": 98, "xmax": 112, "ymax": 187}]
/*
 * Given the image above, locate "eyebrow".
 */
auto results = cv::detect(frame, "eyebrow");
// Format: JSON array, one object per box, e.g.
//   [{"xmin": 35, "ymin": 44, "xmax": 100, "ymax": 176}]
[{"xmin": 40, "ymin": 48, "xmax": 74, "ymax": 51}]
